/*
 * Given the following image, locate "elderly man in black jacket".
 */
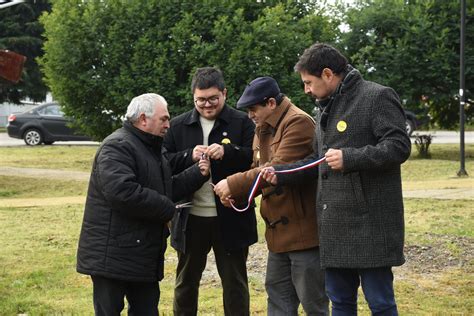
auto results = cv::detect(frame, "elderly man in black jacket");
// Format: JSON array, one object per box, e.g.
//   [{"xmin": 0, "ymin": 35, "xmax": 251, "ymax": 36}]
[
  {"xmin": 164, "ymin": 67, "xmax": 257, "ymax": 316},
  {"xmin": 77, "ymin": 93, "xmax": 210, "ymax": 316},
  {"xmin": 262, "ymin": 43, "xmax": 411, "ymax": 315}
]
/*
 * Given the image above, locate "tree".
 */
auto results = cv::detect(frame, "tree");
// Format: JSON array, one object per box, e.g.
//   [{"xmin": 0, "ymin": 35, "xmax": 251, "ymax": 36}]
[
  {"xmin": 0, "ymin": 0, "xmax": 51, "ymax": 103},
  {"xmin": 39, "ymin": 0, "xmax": 338, "ymax": 140},
  {"xmin": 340, "ymin": 0, "xmax": 474, "ymax": 129}
]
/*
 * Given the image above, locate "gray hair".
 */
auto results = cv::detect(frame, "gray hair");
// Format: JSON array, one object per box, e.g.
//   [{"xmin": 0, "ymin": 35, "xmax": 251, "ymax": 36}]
[{"xmin": 125, "ymin": 93, "xmax": 168, "ymax": 123}]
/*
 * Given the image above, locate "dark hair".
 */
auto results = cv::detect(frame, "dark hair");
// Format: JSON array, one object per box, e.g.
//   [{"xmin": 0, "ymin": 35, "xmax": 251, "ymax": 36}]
[
  {"xmin": 191, "ymin": 67, "xmax": 225, "ymax": 93},
  {"xmin": 294, "ymin": 43, "xmax": 348, "ymax": 77}
]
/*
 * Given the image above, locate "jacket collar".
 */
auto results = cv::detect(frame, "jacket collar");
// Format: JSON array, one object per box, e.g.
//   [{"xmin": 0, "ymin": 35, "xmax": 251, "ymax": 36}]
[
  {"xmin": 317, "ymin": 64, "xmax": 360, "ymax": 109},
  {"xmin": 123, "ymin": 120, "xmax": 163, "ymax": 151},
  {"xmin": 338, "ymin": 64, "xmax": 360, "ymax": 94},
  {"xmin": 183, "ymin": 104, "xmax": 233, "ymax": 126},
  {"xmin": 265, "ymin": 96, "xmax": 291, "ymax": 129}
]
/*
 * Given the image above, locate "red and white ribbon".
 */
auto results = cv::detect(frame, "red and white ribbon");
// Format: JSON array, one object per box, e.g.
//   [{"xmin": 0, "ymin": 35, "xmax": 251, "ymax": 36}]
[{"xmin": 230, "ymin": 156, "xmax": 326, "ymax": 212}]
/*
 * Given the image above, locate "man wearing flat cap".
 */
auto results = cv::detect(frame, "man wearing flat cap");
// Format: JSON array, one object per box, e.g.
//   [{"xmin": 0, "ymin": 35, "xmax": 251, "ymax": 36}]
[{"xmin": 214, "ymin": 77, "xmax": 329, "ymax": 315}]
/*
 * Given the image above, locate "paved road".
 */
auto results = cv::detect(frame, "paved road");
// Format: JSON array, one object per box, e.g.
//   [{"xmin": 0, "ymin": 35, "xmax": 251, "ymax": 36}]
[
  {"xmin": 413, "ymin": 130, "xmax": 474, "ymax": 144},
  {"xmin": 0, "ymin": 131, "xmax": 472, "ymax": 146}
]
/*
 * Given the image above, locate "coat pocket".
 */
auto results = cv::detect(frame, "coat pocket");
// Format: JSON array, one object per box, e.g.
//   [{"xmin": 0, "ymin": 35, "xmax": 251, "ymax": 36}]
[
  {"xmin": 116, "ymin": 230, "xmax": 147, "ymax": 248},
  {"xmin": 350, "ymin": 172, "xmax": 369, "ymax": 214}
]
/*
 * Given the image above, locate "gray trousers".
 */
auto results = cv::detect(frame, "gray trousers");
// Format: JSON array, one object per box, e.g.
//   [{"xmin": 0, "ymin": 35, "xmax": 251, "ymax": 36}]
[
  {"xmin": 173, "ymin": 214, "xmax": 250, "ymax": 316},
  {"xmin": 265, "ymin": 247, "xmax": 329, "ymax": 316}
]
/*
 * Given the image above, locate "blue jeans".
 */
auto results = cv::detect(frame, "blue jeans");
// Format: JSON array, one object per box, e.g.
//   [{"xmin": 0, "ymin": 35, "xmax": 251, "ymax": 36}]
[
  {"xmin": 325, "ymin": 267, "xmax": 398, "ymax": 316},
  {"xmin": 265, "ymin": 248, "xmax": 329, "ymax": 315}
]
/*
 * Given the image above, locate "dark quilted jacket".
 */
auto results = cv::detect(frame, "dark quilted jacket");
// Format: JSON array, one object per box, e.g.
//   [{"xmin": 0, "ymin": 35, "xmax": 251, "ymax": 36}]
[{"xmin": 77, "ymin": 121, "xmax": 208, "ymax": 282}]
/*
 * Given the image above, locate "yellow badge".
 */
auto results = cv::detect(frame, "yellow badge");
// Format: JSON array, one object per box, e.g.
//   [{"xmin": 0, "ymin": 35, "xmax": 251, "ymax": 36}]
[
  {"xmin": 221, "ymin": 138, "xmax": 231, "ymax": 144},
  {"xmin": 337, "ymin": 120, "xmax": 347, "ymax": 132}
]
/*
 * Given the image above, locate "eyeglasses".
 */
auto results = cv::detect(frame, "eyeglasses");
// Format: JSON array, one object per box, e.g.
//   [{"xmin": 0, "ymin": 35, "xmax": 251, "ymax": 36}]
[{"xmin": 194, "ymin": 96, "xmax": 220, "ymax": 107}]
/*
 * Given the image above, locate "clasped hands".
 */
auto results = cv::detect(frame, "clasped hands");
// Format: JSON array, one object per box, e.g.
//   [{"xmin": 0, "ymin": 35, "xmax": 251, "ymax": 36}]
[
  {"xmin": 193, "ymin": 143, "xmax": 224, "ymax": 178},
  {"xmin": 192, "ymin": 144, "xmax": 225, "ymax": 162}
]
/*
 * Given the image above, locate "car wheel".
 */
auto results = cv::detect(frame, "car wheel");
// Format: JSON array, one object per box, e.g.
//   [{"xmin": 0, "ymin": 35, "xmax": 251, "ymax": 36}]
[
  {"xmin": 44, "ymin": 141, "xmax": 55, "ymax": 145},
  {"xmin": 406, "ymin": 119, "xmax": 415, "ymax": 136},
  {"xmin": 23, "ymin": 128, "xmax": 43, "ymax": 146}
]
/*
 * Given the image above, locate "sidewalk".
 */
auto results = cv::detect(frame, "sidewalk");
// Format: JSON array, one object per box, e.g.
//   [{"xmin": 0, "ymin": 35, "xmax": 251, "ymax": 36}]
[{"xmin": 403, "ymin": 187, "xmax": 473, "ymax": 200}]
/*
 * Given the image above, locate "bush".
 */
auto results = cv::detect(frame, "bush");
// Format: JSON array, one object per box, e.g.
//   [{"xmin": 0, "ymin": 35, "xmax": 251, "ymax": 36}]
[{"xmin": 414, "ymin": 134, "xmax": 433, "ymax": 158}]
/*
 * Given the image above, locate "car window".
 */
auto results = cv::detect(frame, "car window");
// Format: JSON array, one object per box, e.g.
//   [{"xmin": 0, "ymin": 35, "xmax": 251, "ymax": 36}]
[{"xmin": 37, "ymin": 105, "xmax": 64, "ymax": 117}]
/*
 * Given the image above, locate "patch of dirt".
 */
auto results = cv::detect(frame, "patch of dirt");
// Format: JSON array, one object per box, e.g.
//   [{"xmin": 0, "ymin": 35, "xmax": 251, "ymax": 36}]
[
  {"xmin": 398, "ymin": 233, "xmax": 474, "ymax": 277},
  {"xmin": 165, "ymin": 233, "xmax": 473, "ymax": 286}
]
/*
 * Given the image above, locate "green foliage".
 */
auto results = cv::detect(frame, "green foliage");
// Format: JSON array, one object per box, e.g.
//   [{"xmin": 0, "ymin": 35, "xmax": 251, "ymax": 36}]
[
  {"xmin": 39, "ymin": 0, "xmax": 338, "ymax": 140},
  {"xmin": 0, "ymin": 0, "xmax": 51, "ymax": 103},
  {"xmin": 341, "ymin": 0, "xmax": 474, "ymax": 129}
]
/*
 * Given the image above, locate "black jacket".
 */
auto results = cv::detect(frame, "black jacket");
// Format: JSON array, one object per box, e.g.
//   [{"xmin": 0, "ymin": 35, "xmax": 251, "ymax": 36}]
[
  {"xmin": 77, "ymin": 121, "xmax": 208, "ymax": 282},
  {"xmin": 163, "ymin": 105, "xmax": 258, "ymax": 253}
]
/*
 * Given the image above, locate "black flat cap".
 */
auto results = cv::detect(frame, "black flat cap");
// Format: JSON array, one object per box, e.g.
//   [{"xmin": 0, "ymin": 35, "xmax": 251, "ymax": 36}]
[{"xmin": 236, "ymin": 76, "xmax": 280, "ymax": 109}]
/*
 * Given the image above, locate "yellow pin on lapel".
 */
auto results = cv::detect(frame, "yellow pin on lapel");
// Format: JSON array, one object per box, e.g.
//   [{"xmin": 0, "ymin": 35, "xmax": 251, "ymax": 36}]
[
  {"xmin": 221, "ymin": 138, "xmax": 231, "ymax": 144},
  {"xmin": 337, "ymin": 120, "xmax": 347, "ymax": 132}
]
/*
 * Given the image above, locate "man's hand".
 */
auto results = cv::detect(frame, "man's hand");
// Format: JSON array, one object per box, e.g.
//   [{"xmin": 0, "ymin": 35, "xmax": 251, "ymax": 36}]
[
  {"xmin": 325, "ymin": 148, "xmax": 344, "ymax": 171},
  {"xmin": 213, "ymin": 179, "xmax": 234, "ymax": 207},
  {"xmin": 206, "ymin": 143, "xmax": 225, "ymax": 160},
  {"xmin": 192, "ymin": 145, "xmax": 208, "ymax": 162},
  {"xmin": 261, "ymin": 167, "xmax": 278, "ymax": 185},
  {"xmin": 213, "ymin": 179, "xmax": 231, "ymax": 200},
  {"xmin": 198, "ymin": 155, "xmax": 210, "ymax": 176},
  {"xmin": 220, "ymin": 197, "xmax": 234, "ymax": 208}
]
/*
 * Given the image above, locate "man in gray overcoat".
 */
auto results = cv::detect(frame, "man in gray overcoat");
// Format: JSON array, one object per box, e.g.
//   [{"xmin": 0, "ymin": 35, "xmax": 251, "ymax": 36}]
[{"xmin": 262, "ymin": 43, "xmax": 411, "ymax": 315}]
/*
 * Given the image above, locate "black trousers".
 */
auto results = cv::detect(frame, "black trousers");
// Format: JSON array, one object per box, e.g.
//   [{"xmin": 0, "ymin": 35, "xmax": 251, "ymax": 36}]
[
  {"xmin": 91, "ymin": 275, "xmax": 160, "ymax": 316},
  {"xmin": 173, "ymin": 214, "xmax": 250, "ymax": 316}
]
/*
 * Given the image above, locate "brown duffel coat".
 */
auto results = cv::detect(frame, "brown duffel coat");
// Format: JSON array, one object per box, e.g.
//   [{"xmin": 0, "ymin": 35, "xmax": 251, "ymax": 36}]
[{"xmin": 227, "ymin": 97, "xmax": 319, "ymax": 253}]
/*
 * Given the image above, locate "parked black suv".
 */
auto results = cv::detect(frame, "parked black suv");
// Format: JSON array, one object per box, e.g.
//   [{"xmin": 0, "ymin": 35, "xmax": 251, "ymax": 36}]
[{"xmin": 7, "ymin": 102, "xmax": 91, "ymax": 145}]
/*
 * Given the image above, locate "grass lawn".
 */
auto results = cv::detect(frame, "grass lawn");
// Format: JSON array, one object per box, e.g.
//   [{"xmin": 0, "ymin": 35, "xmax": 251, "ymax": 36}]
[
  {"xmin": 0, "ymin": 145, "xmax": 98, "ymax": 172},
  {"xmin": 0, "ymin": 143, "xmax": 472, "ymax": 314}
]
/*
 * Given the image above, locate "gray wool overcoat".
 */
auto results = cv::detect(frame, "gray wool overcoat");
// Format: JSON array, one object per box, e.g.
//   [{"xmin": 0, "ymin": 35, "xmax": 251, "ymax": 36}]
[{"xmin": 275, "ymin": 67, "xmax": 411, "ymax": 268}]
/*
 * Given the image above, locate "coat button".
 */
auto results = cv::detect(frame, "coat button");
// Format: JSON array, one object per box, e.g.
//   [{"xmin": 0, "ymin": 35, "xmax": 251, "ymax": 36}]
[
  {"xmin": 322, "ymin": 173, "xmax": 328, "ymax": 180},
  {"xmin": 136, "ymin": 240, "xmax": 141, "ymax": 243},
  {"xmin": 322, "ymin": 144, "xmax": 328, "ymax": 151},
  {"xmin": 322, "ymin": 204, "xmax": 328, "ymax": 210}
]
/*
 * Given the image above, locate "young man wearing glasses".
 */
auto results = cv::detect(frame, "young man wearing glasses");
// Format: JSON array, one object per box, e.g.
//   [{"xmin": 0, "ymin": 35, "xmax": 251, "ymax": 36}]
[{"xmin": 163, "ymin": 67, "xmax": 257, "ymax": 316}]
